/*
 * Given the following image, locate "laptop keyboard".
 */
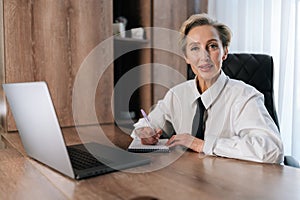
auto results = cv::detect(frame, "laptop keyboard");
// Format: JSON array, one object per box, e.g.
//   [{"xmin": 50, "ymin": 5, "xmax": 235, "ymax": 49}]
[{"xmin": 67, "ymin": 146, "xmax": 110, "ymax": 170}]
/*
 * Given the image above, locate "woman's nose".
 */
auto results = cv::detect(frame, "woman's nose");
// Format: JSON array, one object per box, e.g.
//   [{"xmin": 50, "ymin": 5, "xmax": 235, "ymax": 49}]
[{"xmin": 197, "ymin": 46, "xmax": 210, "ymax": 61}]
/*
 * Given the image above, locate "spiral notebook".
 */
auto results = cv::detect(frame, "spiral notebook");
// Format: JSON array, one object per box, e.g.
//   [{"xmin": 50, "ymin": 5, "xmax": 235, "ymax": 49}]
[{"xmin": 128, "ymin": 139, "xmax": 170, "ymax": 153}]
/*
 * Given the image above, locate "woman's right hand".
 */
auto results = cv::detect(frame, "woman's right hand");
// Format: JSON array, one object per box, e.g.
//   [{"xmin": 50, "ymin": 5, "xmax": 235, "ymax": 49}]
[{"xmin": 135, "ymin": 127, "xmax": 163, "ymax": 145}]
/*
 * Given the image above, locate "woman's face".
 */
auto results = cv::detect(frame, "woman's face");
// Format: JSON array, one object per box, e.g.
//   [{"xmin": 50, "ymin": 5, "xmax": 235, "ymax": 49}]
[{"xmin": 184, "ymin": 25, "xmax": 228, "ymax": 86}]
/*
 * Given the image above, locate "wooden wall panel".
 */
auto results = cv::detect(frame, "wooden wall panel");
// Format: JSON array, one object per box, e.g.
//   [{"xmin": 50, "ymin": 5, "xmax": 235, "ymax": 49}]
[
  {"xmin": 68, "ymin": 0, "xmax": 113, "ymax": 125},
  {"xmin": 135, "ymin": 0, "xmax": 152, "ymax": 115},
  {"xmin": 152, "ymin": 0, "xmax": 208, "ymax": 103},
  {"xmin": 152, "ymin": 0, "xmax": 190, "ymax": 103},
  {"xmin": 187, "ymin": 0, "xmax": 208, "ymax": 14},
  {"xmin": 3, "ymin": 0, "xmax": 113, "ymax": 131},
  {"xmin": 0, "ymin": 0, "xmax": 5, "ymax": 132},
  {"xmin": 4, "ymin": 0, "xmax": 34, "ymax": 131},
  {"xmin": 32, "ymin": 1, "xmax": 74, "ymax": 127},
  {"xmin": 4, "ymin": 0, "xmax": 34, "ymax": 82}
]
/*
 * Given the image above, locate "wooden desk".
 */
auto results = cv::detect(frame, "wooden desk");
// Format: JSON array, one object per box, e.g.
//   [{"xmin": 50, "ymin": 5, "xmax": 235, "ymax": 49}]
[{"xmin": 1, "ymin": 124, "xmax": 300, "ymax": 200}]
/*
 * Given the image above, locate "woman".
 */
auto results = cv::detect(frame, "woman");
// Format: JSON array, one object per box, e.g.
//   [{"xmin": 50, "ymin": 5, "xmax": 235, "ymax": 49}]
[{"xmin": 132, "ymin": 14, "xmax": 283, "ymax": 163}]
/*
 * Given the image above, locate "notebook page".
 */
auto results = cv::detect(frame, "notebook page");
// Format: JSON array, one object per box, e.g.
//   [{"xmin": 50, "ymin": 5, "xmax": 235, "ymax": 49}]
[{"xmin": 128, "ymin": 139, "xmax": 170, "ymax": 153}]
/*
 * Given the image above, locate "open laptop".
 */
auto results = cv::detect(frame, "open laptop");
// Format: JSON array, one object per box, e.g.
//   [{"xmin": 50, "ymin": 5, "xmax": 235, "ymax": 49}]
[{"xmin": 3, "ymin": 82, "xmax": 151, "ymax": 179}]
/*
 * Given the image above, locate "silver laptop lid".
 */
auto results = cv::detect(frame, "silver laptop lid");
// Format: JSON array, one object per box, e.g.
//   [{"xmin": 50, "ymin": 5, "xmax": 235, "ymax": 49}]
[{"xmin": 3, "ymin": 82, "xmax": 75, "ymax": 178}]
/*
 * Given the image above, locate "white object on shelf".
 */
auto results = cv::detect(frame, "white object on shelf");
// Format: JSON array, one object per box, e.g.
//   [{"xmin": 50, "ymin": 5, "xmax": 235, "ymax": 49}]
[
  {"xmin": 131, "ymin": 28, "xmax": 144, "ymax": 40},
  {"xmin": 113, "ymin": 23, "xmax": 125, "ymax": 38}
]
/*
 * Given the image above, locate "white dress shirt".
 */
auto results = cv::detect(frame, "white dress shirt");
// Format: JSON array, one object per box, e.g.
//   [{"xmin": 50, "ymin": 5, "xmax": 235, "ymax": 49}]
[{"xmin": 132, "ymin": 71, "xmax": 284, "ymax": 163}]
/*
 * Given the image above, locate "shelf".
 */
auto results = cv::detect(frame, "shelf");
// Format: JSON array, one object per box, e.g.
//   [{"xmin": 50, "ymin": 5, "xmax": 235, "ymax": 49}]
[
  {"xmin": 113, "ymin": 0, "xmax": 152, "ymax": 124},
  {"xmin": 114, "ymin": 36, "xmax": 149, "ymax": 45}
]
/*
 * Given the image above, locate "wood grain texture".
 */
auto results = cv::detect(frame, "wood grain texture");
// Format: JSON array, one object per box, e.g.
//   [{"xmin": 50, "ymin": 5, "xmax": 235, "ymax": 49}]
[
  {"xmin": 69, "ymin": 0, "xmax": 113, "ymax": 125},
  {"xmin": 0, "ymin": 0, "xmax": 5, "ymax": 132},
  {"xmin": 2, "ymin": 124, "xmax": 300, "ymax": 199},
  {"xmin": 135, "ymin": 0, "xmax": 152, "ymax": 115},
  {"xmin": 1, "ymin": 124, "xmax": 133, "ymax": 156},
  {"xmin": 152, "ymin": 0, "xmax": 189, "ymax": 103},
  {"xmin": 4, "ymin": 0, "xmax": 34, "ymax": 131},
  {"xmin": 0, "ymin": 148, "xmax": 67, "ymax": 200},
  {"xmin": 3, "ymin": 0, "xmax": 113, "ymax": 131},
  {"xmin": 187, "ymin": 0, "xmax": 209, "ymax": 14}
]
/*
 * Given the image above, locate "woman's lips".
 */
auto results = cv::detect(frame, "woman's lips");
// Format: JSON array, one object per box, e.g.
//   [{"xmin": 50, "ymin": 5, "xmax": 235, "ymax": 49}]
[{"xmin": 198, "ymin": 64, "xmax": 213, "ymax": 72}]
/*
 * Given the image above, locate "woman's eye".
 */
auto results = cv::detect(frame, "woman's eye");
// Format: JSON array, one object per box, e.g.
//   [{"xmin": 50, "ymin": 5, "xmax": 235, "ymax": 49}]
[
  {"xmin": 208, "ymin": 44, "xmax": 218, "ymax": 50},
  {"xmin": 191, "ymin": 46, "xmax": 200, "ymax": 51}
]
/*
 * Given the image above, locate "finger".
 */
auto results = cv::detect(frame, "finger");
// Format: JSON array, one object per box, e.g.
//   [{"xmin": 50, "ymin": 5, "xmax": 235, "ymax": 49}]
[
  {"xmin": 134, "ymin": 128, "xmax": 145, "ymax": 138},
  {"xmin": 141, "ymin": 139, "xmax": 158, "ymax": 145},
  {"xmin": 167, "ymin": 140, "xmax": 182, "ymax": 148},
  {"xmin": 138, "ymin": 131, "xmax": 149, "ymax": 139},
  {"xmin": 154, "ymin": 133, "xmax": 161, "ymax": 140},
  {"xmin": 136, "ymin": 127, "xmax": 156, "ymax": 139},
  {"xmin": 141, "ymin": 138, "xmax": 152, "ymax": 145},
  {"xmin": 155, "ymin": 129, "xmax": 163, "ymax": 139},
  {"xmin": 171, "ymin": 134, "xmax": 194, "ymax": 144},
  {"xmin": 166, "ymin": 135, "xmax": 189, "ymax": 147},
  {"xmin": 155, "ymin": 129, "xmax": 163, "ymax": 136},
  {"xmin": 141, "ymin": 137, "xmax": 159, "ymax": 145},
  {"xmin": 145, "ymin": 127, "xmax": 157, "ymax": 137},
  {"xmin": 165, "ymin": 135, "xmax": 176, "ymax": 145}
]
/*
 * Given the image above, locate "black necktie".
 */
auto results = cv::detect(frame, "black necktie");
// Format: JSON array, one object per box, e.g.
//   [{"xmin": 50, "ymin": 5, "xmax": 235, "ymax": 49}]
[{"xmin": 192, "ymin": 97, "xmax": 206, "ymax": 140}]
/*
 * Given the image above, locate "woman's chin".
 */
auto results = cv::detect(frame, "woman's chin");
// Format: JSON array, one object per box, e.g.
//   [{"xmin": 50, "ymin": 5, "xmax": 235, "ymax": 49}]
[{"xmin": 197, "ymin": 69, "xmax": 220, "ymax": 83}]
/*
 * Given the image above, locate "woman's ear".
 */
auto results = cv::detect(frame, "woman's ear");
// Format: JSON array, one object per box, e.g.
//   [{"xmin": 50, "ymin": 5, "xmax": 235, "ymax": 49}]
[
  {"xmin": 184, "ymin": 55, "xmax": 191, "ymax": 65},
  {"xmin": 222, "ymin": 47, "xmax": 229, "ymax": 61}
]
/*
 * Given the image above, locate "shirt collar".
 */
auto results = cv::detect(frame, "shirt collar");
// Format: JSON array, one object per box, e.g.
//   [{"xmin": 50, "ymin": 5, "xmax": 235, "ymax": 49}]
[{"xmin": 192, "ymin": 70, "xmax": 228, "ymax": 109}]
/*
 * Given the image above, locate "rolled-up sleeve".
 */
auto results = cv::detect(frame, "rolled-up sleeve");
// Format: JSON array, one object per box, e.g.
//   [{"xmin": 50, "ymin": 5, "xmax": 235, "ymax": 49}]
[
  {"xmin": 210, "ymin": 91, "xmax": 284, "ymax": 164},
  {"xmin": 131, "ymin": 89, "xmax": 174, "ymax": 138}
]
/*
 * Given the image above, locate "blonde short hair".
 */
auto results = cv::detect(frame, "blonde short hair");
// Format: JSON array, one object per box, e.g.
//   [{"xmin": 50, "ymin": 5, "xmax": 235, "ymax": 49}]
[{"xmin": 179, "ymin": 13, "xmax": 232, "ymax": 55}]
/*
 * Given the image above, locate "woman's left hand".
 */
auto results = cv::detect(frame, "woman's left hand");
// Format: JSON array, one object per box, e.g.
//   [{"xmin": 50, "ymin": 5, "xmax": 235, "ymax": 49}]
[{"xmin": 165, "ymin": 133, "xmax": 204, "ymax": 153}]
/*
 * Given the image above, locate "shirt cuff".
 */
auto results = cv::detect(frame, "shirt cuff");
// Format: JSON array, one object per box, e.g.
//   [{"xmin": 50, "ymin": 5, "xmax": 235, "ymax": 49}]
[
  {"xmin": 131, "ymin": 119, "xmax": 151, "ymax": 138},
  {"xmin": 130, "ymin": 130, "xmax": 138, "ymax": 139},
  {"xmin": 203, "ymin": 134, "xmax": 218, "ymax": 155}
]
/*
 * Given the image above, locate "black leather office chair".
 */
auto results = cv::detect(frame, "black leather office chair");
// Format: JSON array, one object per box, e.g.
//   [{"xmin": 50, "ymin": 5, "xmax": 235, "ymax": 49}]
[{"xmin": 187, "ymin": 53, "xmax": 299, "ymax": 168}]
